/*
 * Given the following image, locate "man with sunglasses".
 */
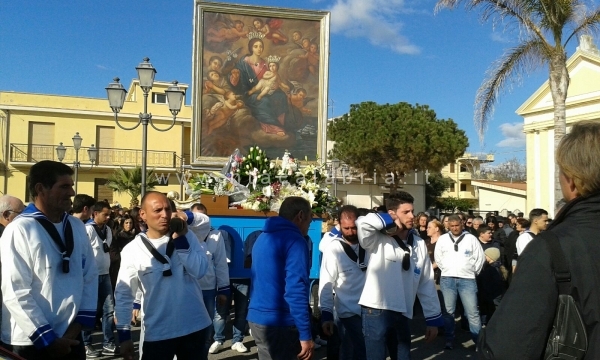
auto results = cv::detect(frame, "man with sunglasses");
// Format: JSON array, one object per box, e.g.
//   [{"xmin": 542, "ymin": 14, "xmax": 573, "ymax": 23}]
[
  {"xmin": 434, "ymin": 214, "xmax": 484, "ymax": 350},
  {"xmin": 357, "ymin": 192, "xmax": 443, "ymax": 360},
  {"xmin": 0, "ymin": 195, "xmax": 25, "ymax": 237}
]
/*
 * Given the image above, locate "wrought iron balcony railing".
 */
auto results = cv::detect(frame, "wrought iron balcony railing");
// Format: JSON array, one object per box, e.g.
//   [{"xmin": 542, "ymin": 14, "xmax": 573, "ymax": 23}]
[{"xmin": 10, "ymin": 143, "xmax": 181, "ymax": 168}]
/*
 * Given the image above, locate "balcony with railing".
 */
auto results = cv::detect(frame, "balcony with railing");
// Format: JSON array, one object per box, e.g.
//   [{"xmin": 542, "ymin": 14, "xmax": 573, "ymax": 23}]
[{"xmin": 10, "ymin": 143, "xmax": 179, "ymax": 168}]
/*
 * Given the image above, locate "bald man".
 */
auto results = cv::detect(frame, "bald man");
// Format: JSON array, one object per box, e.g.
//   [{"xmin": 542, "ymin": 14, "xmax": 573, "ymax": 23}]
[
  {"xmin": 114, "ymin": 191, "xmax": 212, "ymax": 360},
  {"xmin": 0, "ymin": 195, "xmax": 25, "ymax": 237}
]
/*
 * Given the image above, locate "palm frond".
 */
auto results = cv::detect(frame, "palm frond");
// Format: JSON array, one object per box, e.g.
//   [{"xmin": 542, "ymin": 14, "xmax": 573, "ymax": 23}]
[
  {"xmin": 565, "ymin": 7, "xmax": 600, "ymax": 45},
  {"xmin": 475, "ymin": 39, "xmax": 547, "ymax": 140}
]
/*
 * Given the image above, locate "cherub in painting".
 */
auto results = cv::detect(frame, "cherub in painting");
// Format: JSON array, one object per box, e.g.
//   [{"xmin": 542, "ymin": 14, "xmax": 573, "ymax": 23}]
[
  {"xmin": 251, "ymin": 18, "xmax": 288, "ymax": 45},
  {"xmin": 203, "ymin": 91, "xmax": 244, "ymax": 135},
  {"xmin": 247, "ymin": 58, "xmax": 290, "ymax": 101},
  {"xmin": 206, "ymin": 20, "xmax": 249, "ymax": 43}
]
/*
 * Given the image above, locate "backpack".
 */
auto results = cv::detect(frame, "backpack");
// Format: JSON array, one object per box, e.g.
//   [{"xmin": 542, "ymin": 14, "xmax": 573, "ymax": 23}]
[{"xmin": 542, "ymin": 231, "xmax": 587, "ymax": 360}]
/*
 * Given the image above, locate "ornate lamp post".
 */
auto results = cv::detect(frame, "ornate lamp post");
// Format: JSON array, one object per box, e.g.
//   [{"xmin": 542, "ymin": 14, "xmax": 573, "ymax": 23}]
[
  {"xmin": 105, "ymin": 57, "xmax": 185, "ymax": 197},
  {"xmin": 332, "ymin": 158, "xmax": 340, "ymax": 198},
  {"xmin": 56, "ymin": 132, "xmax": 98, "ymax": 195}
]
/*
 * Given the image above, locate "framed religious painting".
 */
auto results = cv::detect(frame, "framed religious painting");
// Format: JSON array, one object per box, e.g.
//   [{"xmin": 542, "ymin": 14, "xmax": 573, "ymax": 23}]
[{"xmin": 191, "ymin": 1, "xmax": 330, "ymax": 167}]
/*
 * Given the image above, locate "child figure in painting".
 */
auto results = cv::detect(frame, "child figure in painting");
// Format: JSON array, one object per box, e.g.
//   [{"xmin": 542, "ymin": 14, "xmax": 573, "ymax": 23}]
[
  {"xmin": 206, "ymin": 20, "xmax": 249, "ymax": 43},
  {"xmin": 301, "ymin": 43, "xmax": 319, "ymax": 75},
  {"xmin": 289, "ymin": 88, "xmax": 312, "ymax": 115},
  {"xmin": 251, "ymin": 18, "xmax": 288, "ymax": 44},
  {"xmin": 204, "ymin": 70, "xmax": 228, "ymax": 95},
  {"xmin": 204, "ymin": 91, "xmax": 244, "ymax": 135},
  {"xmin": 247, "ymin": 57, "xmax": 290, "ymax": 101},
  {"xmin": 205, "ymin": 55, "xmax": 223, "ymax": 73}
]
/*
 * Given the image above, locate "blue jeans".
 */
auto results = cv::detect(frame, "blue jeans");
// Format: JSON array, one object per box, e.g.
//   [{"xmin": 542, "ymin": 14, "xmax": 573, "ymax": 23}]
[
  {"xmin": 439, "ymin": 277, "xmax": 481, "ymax": 343},
  {"xmin": 213, "ymin": 279, "xmax": 249, "ymax": 344},
  {"xmin": 82, "ymin": 274, "xmax": 115, "ymax": 347},
  {"xmin": 362, "ymin": 307, "xmax": 411, "ymax": 360},
  {"xmin": 202, "ymin": 289, "xmax": 216, "ymax": 354},
  {"xmin": 339, "ymin": 315, "xmax": 367, "ymax": 360}
]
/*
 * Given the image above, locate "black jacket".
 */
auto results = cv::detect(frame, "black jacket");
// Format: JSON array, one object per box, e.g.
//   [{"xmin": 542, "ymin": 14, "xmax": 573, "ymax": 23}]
[{"xmin": 477, "ymin": 193, "xmax": 600, "ymax": 359}]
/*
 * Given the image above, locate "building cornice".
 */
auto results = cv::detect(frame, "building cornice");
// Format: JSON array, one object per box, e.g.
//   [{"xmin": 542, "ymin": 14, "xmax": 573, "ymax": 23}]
[{"xmin": 0, "ymin": 104, "xmax": 191, "ymax": 123}]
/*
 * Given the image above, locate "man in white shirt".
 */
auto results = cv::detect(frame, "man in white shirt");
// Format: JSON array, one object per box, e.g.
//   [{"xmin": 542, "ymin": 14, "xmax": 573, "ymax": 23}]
[
  {"xmin": 1, "ymin": 160, "xmax": 98, "ymax": 360},
  {"xmin": 115, "ymin": 192, "xmax": 211, "ymax": 360},
  {"xmin": 515, "ymin": 208, "xmax": 549, "ymax": 261},
  {"xmin": 357, "ymin": 192, "xmax": 442, "ymax": 360},
  {"xmin": 319, "ymin": 205, "xmax": 367, "ymax": 360},
  {"xmin": 81, "ymin": 201, "xmax": 117, "ymax": 358},
  {"xmin": 434, "ymin": 214, "xmax": 485, "ymax": 350}
]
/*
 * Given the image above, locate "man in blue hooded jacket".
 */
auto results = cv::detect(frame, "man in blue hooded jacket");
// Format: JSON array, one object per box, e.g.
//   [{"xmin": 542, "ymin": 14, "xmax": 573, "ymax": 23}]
[{"xmin": 248, "ymin": 196, "xmax": 314, "ymax": 360}]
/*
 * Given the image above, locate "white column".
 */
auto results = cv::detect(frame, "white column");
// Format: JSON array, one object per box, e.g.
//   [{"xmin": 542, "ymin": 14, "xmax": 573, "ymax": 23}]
[
  {"xmin": 534, "ymin": 131, "xmax": 541, "ymax": 208},
  {"xmin": 548, "ymin": 129, "xmax": 555, "ymax": 217}
]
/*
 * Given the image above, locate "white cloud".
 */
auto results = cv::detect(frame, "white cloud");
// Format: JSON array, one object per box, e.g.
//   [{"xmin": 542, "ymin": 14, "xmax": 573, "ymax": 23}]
[
  {"xmin": 328, "ymin": 0, "xmax": 420, "ymax": 55},
  {"xmin": 496, "ymin": 122, "xmax": 525, "ymax": 148},
  {"xmin": 490, "ymin": 32, "xmax": 511, "ymax": 44},
  {"xmin": 96, "ymin": 64, "xmax": 108, "ymax": 70}
]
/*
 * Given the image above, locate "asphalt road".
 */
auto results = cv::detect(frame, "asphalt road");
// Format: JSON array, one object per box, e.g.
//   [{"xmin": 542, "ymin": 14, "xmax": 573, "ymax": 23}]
[{"xmin": 91, "ymin": 303, "xmax": 476, "ymax": 360}]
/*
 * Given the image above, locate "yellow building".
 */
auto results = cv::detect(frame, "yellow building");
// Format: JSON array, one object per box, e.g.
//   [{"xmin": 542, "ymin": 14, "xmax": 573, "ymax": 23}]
[
  {"xmin": 0, "ymin": 80, "xmax": 192, "ymax": 207},
  {"xmin": 440, "ymin": 152, "xmax": 495, "ymax": 200},
  {"xmin": 518, "ymin": 36, "xmax": 600, "ymax": 217}
]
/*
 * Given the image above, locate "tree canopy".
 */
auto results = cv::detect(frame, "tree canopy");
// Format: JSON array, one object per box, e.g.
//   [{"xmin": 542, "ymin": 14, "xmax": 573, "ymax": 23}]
[
  {"xmin": 106, "ymin": 166, "xmax": 159, "ymax": 208},
  {"xmin": 437, "ymin": 196, "xmax": 478, "ymax": 213},
  {"xmin": 328, "ymin": 101, "xmax": 469, "ymax": 193},
  {"xmin": 425, "ymin": 172, "xmax": 454, "ymax": 208},
  {"xmin": 435, "ymin": 0, "xmax": 600, "ymax": 206}
]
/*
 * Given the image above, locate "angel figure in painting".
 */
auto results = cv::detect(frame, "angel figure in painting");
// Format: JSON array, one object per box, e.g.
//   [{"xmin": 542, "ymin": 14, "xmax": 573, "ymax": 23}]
[
  {"xmin": 206, "ymin": 19, "xmax": 249, "ymax": 43},
  {"xmin": 203, "ymin": 70, "xmax": 230, "ymax": 95},
  {"xmin": 300, "ymin": 42, "xmax": 319, "ymax": 75},
  {"xmin": 288, "ymin": 84, "xmax": 314, "ymax": 116},
  {"xmin": 203, "ymin": 91, "xmax": 244, "ymax": 135},
  {"xmin": 251, "ymin": 18, "xmax": 288, "ymax": 45},
  {"xmin": 248, "ymin": 57, "xmax": 291, "ymax": 101}
]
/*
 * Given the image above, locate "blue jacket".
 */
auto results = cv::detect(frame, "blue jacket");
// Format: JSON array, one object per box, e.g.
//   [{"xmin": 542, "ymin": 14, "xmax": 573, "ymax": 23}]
[{"xmin": 247, "ymin": 216, "xmax": 311, "ymax": 341}]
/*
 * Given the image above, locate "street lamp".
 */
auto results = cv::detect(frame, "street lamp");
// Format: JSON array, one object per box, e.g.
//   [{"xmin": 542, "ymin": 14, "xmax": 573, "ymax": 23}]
[
  {"xmin": 56, "ymin": 132, "xmax": 98, "ymax": 195},
  {"xmin": 105, "ymin": 57, "xmax": 185, "ymax": 197},
  {"xmin": 332, "ymin": 158, "xmax": 340, "ymax": 198}
]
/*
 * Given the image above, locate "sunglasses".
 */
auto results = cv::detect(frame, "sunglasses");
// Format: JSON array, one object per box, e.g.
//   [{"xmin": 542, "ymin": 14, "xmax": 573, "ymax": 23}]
[{"xmin": 466, "ymin": 221, "xmax": 473, "ymax": 225}]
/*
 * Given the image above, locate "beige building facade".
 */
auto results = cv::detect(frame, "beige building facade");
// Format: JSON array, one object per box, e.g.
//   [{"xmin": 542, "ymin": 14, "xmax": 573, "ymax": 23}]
[
  {"xmin": 0, "ymin": 80, "xmax": 192, "ymax": 207},
  {"xmin": 519, "ymin": 36, "xmax": 600, "ymax": 217},
  {"xmin": 440, "ymin": 153, "xmax": 494, "ymax": 200}
]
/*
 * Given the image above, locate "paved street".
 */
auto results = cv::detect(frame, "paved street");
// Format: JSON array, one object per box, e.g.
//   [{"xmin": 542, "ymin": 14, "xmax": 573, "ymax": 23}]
[{"xmin": 92, "ymin": 302, "xmax": 476, "ymax": 360}]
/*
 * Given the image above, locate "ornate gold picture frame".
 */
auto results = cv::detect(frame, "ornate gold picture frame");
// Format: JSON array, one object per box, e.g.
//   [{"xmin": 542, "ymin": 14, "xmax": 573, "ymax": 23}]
[{"xmin": 192, "ymin": 1, "xmax": 330, "ymax": 167}]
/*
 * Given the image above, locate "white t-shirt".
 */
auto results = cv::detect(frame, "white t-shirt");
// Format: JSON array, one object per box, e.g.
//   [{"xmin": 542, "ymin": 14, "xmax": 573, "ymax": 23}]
[{"xmin": 516, "ymin": 232, "xmax": 534, "ymax": 255}]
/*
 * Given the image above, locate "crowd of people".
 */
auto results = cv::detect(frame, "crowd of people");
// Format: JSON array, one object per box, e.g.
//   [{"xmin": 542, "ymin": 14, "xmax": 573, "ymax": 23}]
[
  {"xmin": 0, "ymin": 120, "xmax": 599, "ymax": 360},
  {"xmin": 0, "ymin": 161, "xmax": 252, "ymax": 360}
]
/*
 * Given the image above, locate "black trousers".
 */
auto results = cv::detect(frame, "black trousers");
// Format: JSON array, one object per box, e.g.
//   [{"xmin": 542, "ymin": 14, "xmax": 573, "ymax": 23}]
[
  {"xmin": 141, "ymin": 328, "xmax": 207, "ymax": 360},
  {"xmin": 7, "ymin": 334, "xmax": 85, "ymax": 360}
]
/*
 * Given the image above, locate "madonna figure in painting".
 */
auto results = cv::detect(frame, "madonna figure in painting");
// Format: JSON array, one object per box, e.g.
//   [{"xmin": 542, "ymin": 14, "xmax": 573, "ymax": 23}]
[{"xmin": 229, "ymin": 36, "xmax": 291, "ymax": 136}]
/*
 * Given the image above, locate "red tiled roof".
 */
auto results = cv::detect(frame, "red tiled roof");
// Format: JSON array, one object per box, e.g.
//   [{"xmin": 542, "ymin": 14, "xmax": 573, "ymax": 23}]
[{"xmin": 473, "ymin": 180, "xmax": 527, "ymax": 191}]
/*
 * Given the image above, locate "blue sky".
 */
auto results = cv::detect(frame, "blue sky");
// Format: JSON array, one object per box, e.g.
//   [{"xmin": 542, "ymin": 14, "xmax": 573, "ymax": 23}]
[{"xmin": 2, "ymin": 0, "xmax": 577, "ymax": 165}]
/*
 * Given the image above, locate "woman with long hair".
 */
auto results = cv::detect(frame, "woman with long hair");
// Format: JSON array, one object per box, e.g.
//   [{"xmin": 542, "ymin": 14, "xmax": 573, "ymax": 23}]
[
  {"xmin": 129, "ymin": 206, "xmax": 146, "ymax": 233},
  {"xmin": 486, "ymin": 216, "xmax": 507, "ymax": 246},
  {"xmin": 109, "ymin": 215, "xmax": 137, "ymax": 292},
  {"xmin": 416, "ymin": 212, "xmax": 429, "ymax": 240},
  {"xmin": 426, "ymin": 219, "xmax": 445, "ymax": 284}
]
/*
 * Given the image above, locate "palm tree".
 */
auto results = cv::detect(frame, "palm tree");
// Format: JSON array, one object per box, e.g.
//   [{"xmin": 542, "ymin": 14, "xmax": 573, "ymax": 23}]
[
  {"xmin": 435, "ymin": 0, "xmax": 600, "ymax": 205},
  {"xmin": 106, "ymin": 166, "xmax": 160, "ymax": 208}
]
